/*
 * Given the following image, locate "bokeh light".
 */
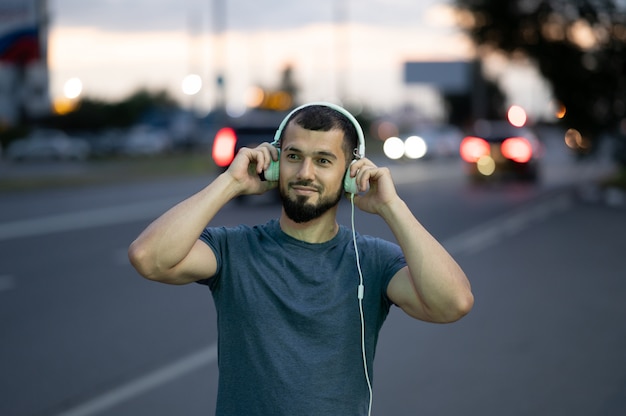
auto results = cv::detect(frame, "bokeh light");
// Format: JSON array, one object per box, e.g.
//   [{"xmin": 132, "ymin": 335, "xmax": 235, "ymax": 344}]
[
  {"xmin": 383, "ymin": 137, "xmax": 405, "ymax": 160},
  {"xmin": 507, "ymin": 105, "xmax": 527, "ymax": 127},
  {"xmin": 476, "ymin": 155, "xmax": 496, "ymax": 176},
  {"xmin": 501, "ymin": 137, "xmax": 532, "ymax": 163},
  {"xmin": 63, "ymin": 77, "xmax": 83, "ymax": 99},
  {"xmin": 460, "ymin": 136, "xmax": 490, "ymax": 163},
  {"xmin": 564, "ymin": 128, "xmax": 591, "ymax": 151},
  {"xmin": 555, "ymin": 102, "xmax": 567, "ymax": 119},
  {"xmin": 182, "ymin": 74, "xmax": 202, "ymax": 95},
  {"xmin": 52, "ymin": 98, "xmax": 77, "ymax": 115},
  {"xmin": 404, "ymin": 136, "xmax": 427, "ymax": 159},
  {"xmin": 212, "ymin": 127, "xmax": 237, "ymax": 167},
  {"xmin": 375, "ymin": 121, "xmax": 399, "ymax": 141},
  {"xmin": 245, "ymin": 86, "xmax": 265, "ymax": 108}
]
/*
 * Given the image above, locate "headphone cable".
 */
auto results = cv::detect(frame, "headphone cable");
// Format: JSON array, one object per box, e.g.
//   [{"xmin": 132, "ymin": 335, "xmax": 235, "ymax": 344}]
[{"xmin": 351, "ymin": 193, "xmax": 373, "ymax": 416}]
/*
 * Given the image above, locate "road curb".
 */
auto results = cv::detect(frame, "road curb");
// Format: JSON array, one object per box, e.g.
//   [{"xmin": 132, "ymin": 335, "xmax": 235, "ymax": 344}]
[{"xmin": 576, "ymin": 183, "xmax": 626, "ymax": 209}]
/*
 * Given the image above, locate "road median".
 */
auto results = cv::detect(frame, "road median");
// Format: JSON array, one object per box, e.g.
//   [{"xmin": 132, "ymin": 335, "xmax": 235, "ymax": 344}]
[{"xmin": 0, "ymin": 153, "xmax": 216, "ymax": 192}]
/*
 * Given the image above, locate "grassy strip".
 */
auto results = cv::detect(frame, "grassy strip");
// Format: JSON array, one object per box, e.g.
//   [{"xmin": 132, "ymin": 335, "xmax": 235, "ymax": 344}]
[
  {"xmin": 601, "ymin": 167, "xmax": 626, "ymax": 189},
  {"xmin": 0, "ymin": 153, "xmax": 218, "ymax": 192}
]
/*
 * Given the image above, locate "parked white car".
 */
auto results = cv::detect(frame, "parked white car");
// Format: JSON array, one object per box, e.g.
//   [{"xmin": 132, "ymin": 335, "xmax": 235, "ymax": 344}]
[
  {"xmin": 6, "ymin": 129, "xmax": 91, "ymax": 161},
  {"xmin": 121, "ymin": 125, "xmax": 172, "ymax": 156}
]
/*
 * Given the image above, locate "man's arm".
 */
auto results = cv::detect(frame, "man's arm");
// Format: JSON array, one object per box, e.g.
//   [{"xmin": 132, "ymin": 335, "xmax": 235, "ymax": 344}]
[
  {"xmin": 128, "ymin": 145, "xmax": 278, "ymax": 285},
  {"xmin": 350, "ymin": 159, "xmax": 474, "ymax": 323}
]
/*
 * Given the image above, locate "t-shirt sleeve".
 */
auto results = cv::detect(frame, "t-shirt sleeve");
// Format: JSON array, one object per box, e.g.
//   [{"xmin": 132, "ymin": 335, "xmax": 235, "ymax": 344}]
[
  {"xmin": 195, "ymin": 226, "xmax": 225, "ymax": 288},
  {"xmin": 375, "ymin": 238, "xmax": 407, "ymax": 306}
]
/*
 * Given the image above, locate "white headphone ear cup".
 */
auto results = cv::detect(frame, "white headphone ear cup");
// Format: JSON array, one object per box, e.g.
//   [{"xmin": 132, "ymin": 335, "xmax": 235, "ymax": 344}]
[
  {"xmin": 344, "ymin": 172, "xmax": 358, "ymax": 194},
  {"xmin": 264, "ymin": 159, "xmax": 280, "ymax": 182},
  {"xmin": 343, "ymin": 161, "xmax": 358, "ymax": 194}
]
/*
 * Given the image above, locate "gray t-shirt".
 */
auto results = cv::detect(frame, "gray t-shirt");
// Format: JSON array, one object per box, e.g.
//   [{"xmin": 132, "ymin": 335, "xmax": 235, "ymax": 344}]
[{"xmin": 199, "ymin": 219, "xmax": 406, "ymax": 415}]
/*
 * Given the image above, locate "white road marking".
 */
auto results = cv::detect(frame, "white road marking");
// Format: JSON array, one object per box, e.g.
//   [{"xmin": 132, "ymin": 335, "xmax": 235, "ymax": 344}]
[
  {"xmin": 443, "ymin": 193, "xmax": 573, "ymax": 255},
  {"xmin": 391, "ymin": 161, "xmax": 463, "ymax": 185},
  {"xmin": 0, "ymin": 197, "xmax": 183, "ymax": 242},
  {"xmin": 56, "ymin": 344, "xmax": 218, "ymax": 416},
  {"xmin": 0, "ymin": 275, "xmax": 16, "ymax": 292}
]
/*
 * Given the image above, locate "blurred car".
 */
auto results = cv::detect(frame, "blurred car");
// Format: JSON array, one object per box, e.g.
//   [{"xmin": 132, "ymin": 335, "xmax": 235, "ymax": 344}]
[
  {"xmin": 120, "ymin": 125, "xmax": 172, "ymax": 156},
  {"xmin": 211, "ymin": 109, "xmax": 290, "ymax": 203},
  {"xmin": 459, "ymin": 120, "xmax": 543, "ymax": 182},
  {"xmin": 6, "ymin": 129, "xmax": 90, "ymax": 161},
  {"xmin": 87, "ymin": 129, "xmax": 126, "ymax": 157},
  {"xmin": 211, "ymin": 109, "xmax": 288, "ymax": 169},
  {"xmin": 383, "ymin": 124, "xmax": 464, "ymax": 161}
]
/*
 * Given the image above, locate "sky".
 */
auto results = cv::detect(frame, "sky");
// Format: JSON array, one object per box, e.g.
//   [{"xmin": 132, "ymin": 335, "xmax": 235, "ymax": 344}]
[{"xmin": 46, "ymin": 0, "xmax": 552, "ymax": 118}]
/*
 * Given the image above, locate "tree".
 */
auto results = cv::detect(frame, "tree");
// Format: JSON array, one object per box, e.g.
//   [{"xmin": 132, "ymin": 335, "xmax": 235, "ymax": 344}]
[
  {"xmin": 454, "ymin": 0, "xmax": 626, "ymax": 165},
  {"xmin": 42, "ymin": 89, "xmax": 178, "ymax": 132}
]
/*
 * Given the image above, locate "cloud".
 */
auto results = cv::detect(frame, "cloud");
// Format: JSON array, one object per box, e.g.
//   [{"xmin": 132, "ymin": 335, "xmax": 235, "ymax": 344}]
[
  {"xmin": 51, "ymin": 0, "xmax": 445, "ymax": 33},
  {"xmin": 51, "ymin": 0, "xmax": 190, "ymax": 32}
]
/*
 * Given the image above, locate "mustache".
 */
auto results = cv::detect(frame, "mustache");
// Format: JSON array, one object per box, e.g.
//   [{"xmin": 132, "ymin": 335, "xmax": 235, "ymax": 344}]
[{"xmin": 289, "ymin": 180, "xmax": 321, "ymax": 191}]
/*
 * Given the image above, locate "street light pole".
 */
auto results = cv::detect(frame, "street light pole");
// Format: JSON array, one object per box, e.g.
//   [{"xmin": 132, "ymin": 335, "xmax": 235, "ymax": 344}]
[
  {"xmin": 186, "ymin": 10, "xmax": 202, "ymax": 114},
  {"xmin": 334, "ymin": 0, "xmax": 348, "ymax": 103},
  {"xmin": 212, "ymin": 0, "xmax": 226, "ymax": 110}
]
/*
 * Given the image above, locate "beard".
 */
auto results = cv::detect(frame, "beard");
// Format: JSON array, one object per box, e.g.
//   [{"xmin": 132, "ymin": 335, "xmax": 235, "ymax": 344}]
[{"xmin": 280, "ymin": 180, "xmax": 344, "ymax": 223}]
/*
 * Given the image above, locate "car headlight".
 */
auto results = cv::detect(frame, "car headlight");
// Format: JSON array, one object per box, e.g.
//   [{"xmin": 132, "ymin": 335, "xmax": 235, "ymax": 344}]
[
  {"xmin": 404, "ymin": 136, "xmax": 427, "ymax": 159},
  {"xmin": 383, "ymin": 137, "xmax": 405, "ymax": 160}
]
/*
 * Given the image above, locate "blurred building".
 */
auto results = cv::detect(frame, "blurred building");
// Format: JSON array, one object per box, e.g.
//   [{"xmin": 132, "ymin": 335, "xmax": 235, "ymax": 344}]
[
  {"xmin": 0, "ymin": 0, "xmax": 50, "ymax": 127},
  {"xmin": 404, "ymin": 60, "xmax": 491, "ymax": 126}
]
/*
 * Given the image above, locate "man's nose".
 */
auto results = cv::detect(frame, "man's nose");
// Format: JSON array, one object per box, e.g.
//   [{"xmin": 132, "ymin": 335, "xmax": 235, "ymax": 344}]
[{"xmin": 296, "ymin": 158, "xmax": 315, "ymax": 180}]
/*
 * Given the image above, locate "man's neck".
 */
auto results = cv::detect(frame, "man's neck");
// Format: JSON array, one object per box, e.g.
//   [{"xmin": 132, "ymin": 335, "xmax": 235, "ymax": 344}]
[{"xmin": 279, "ymin": 210, "xmax": 339, "ymax": 244}]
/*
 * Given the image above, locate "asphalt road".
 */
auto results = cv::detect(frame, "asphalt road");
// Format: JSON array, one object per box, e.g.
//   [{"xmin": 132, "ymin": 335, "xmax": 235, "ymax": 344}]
[{"xmin": 1, "ymin": 136, "xmax": 624, "ymax": 416}]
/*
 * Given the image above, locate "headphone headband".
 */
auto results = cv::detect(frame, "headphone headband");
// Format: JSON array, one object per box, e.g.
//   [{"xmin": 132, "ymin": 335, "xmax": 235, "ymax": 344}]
[{"xmin": 272, "ymin": 101, "xmax": 365, "ymax": 159}]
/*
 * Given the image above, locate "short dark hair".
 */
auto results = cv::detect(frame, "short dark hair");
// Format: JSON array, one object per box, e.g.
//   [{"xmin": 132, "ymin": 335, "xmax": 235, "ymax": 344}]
[{"xmin": 280, "ymin": 105, "xmax": 359, "ymax": 164}]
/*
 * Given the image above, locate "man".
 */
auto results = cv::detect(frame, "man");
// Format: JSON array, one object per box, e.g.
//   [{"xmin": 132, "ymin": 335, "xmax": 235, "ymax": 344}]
[{"xmin": 128, "ymin": 103, "xmax": 473, "ymax": 415}]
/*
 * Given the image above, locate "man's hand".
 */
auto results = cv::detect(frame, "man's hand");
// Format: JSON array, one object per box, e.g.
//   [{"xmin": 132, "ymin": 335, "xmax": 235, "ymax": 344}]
[
  {"xmin": 225, "ymin": 143, "xmax": 279, "ymax": 196},
  {"xmin": 347, "ymin": 158, "xmax": 400, "ymax": 215}
]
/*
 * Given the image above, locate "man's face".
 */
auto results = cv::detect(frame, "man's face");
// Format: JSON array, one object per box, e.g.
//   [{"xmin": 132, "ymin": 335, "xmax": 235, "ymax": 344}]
[{"xmin": 278, "ymin": 123, "xmax": 348, "ymax": 223}]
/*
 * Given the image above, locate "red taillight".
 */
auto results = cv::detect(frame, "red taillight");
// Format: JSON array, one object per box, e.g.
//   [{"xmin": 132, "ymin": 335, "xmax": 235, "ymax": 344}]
[
  {"xmin": 501, "ymin": 137, "xmax": 532, "ymax": 163},
  {"xmin": 212, "ymin": 127, "xmax": 237, "ymax": 167},
  {"xmin": 460, "ymin": 136, "xmax": 490, "ymax": 163}
]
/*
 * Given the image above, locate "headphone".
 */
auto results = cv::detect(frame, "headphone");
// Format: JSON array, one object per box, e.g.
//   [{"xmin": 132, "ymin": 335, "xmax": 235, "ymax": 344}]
[{"xmin": 263, "ymin": 102, "xmax": 366, "ymax": 194}]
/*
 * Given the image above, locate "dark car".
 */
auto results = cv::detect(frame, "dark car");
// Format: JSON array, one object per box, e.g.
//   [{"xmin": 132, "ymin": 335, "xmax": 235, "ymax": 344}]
[
  {"xmin": 459, "ymin": 120, "xmax": 543, "ymax": 182},
  {"xmin": 211, "ymin": 109, "xmax": 289, "ymax": 169},
  {"xmin": 211, "ymin": 109, "xmax": 290, "ymax": 202}
]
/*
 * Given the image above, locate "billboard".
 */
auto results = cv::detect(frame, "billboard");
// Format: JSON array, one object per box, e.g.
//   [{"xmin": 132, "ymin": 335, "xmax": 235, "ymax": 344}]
[
  {"xmin": 0, "ymin": 0, "xmax": 41, "ymax": 64},
  {"xmin": 404, "ymin": 61, "xmax": 473, "ymax": 94},
  {"xmin": 0, "ymin": 0, "xmax": 49, "ymax": 125}
]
